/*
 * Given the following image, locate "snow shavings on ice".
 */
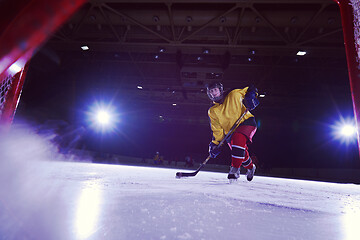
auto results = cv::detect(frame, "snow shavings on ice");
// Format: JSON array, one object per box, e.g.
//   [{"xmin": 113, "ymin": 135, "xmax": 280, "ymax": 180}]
[{"xmin": 0, "ymin": 124, "xmax": 360, "ymax": 239}]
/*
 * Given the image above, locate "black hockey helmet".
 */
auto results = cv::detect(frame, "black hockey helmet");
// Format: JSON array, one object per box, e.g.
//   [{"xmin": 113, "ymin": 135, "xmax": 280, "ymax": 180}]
[{"xmin": 206, "ymin": 82, "xmax": 224, "ymax": 102}]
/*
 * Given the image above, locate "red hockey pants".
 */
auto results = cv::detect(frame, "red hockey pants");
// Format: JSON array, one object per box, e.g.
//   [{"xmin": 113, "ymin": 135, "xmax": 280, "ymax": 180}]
[{"xmin": 230, "ymin": 132, "xmax": 254, "ymax": 169}]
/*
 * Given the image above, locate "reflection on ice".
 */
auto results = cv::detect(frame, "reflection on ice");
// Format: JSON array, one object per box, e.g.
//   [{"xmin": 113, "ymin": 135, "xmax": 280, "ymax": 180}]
[
  {"xmin": 0, "ymin": 121, "xmax": 359, "ymax": 240},
  {"xmin": 342, "ymin": 196, "xmax": 360, "ymax": 240},
  {"xmin": 75, "ymin": 184, "xmax": 102, "ymax": 239}
]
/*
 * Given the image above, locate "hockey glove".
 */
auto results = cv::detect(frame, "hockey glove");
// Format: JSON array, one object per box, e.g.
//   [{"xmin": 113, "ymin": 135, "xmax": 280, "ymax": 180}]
[
  {"xmin": 243, "ymin": 85, "xmax": 259, "ymax": 111},
  {"xmin": 209, "ymin": 142, "xmax": 221, "ymax": 158}
]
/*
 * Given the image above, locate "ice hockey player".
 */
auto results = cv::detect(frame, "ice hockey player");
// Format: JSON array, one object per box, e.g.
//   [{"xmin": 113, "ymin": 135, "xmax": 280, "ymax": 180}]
[
  {"xmin": 153, "ymin": 152, "xmax": 160, "ymax": 165},
  {"xmin": 206, "ymin": 82, "xmax": 259, "ymax": 182}
]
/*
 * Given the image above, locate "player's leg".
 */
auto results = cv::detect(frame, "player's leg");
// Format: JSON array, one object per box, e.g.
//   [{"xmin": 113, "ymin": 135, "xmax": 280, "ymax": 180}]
[{"xmin": 230, "ymin": 132, "xmax": 256, "ymax": 181}]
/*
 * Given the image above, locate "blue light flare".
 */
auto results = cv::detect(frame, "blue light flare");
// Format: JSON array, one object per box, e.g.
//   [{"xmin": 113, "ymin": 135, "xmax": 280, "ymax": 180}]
[
  {"xmin": 86, "ymin": 101, "xmax": 119, "ymax": 133},
  {"xmin": 330, "ymin": 117, "xmax": 358, "ymax": 145}
]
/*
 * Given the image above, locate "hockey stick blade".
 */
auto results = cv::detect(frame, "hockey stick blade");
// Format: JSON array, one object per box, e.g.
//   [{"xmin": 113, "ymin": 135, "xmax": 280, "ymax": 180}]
[{"xmin": 176, "ymin": 164, "xmax": 204, "ymax": 178}]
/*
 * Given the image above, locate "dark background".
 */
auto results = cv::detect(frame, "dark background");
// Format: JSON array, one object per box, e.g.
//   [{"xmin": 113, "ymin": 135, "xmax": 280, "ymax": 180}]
[{"xmin": 14, "ymin": 0, "xmax": 360, "ymax": 169}]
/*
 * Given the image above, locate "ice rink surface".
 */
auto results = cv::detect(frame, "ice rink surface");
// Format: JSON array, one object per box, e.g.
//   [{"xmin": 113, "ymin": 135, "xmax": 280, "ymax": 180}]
[
  {"xmin": 1, "ymin": 125, "xmax": 360, "ymax": 240},
  {"xmin": 1, "ymin": 160, "xmax": 360, "ymax": 240}
]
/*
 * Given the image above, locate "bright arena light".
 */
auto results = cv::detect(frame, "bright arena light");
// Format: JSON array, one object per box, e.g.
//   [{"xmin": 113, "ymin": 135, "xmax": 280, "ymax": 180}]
[
  {"xmin": 340, "ymin": 124, "xmax": 357, "ymax": 137},
  {"xmin": 331, "ymin": 117, "xmax": 358, "ymax": 144},
  {"xmin": 86, "ymin": 102, "xmax": 119, "ymax": 133},
  {"xmin": 296, "ymin": 50, "xmax": 307, "ymax": 56},
  {"xmin": 81, "ymin": 45, "xmax": 89, "ymax": 51},
  {"xmin": 96, "ymin": 110, "xmax": 110, "ymax": 125}
]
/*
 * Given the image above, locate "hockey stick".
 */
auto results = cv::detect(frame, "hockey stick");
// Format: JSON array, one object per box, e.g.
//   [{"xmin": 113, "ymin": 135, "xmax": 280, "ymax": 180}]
[{"xmin": 176, "ymin": 109, "xmax": 249, "ymax": 178}]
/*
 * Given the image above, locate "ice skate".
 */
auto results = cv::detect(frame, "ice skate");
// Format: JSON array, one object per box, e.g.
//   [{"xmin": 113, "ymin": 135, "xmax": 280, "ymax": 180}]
[
  {"xmin": 227, "ymin": 166, "xmax": 240, "ymax": 183},
  {"xmin": 246, "ymin": 164, "xmax": 256, "ymax": 181}
]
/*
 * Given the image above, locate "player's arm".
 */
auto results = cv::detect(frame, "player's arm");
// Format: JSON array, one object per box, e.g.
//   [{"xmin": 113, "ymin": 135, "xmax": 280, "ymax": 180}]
[
  {"xmin": 243, "ymin": 85, "xmax": 259, "ymax": 110},
  {"xmin": 208, "ymin": 110, "xmax": 223, "ymax": 158}
]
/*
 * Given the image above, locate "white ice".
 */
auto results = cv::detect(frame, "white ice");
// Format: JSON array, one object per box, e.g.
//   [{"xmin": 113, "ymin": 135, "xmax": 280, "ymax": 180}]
[{"xmin": 1, "ymin": 124, "xmax": 360, "ymax": 240}]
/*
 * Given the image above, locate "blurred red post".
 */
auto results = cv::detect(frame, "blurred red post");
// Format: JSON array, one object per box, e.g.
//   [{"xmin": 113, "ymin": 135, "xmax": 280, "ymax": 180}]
[
  {"xmin": 0, "ymin": 0, "xmax": 86, "ymax": 125},
  {"xmin": 335, "ymin": 0, "xmax": 360, "ymax": 158}
]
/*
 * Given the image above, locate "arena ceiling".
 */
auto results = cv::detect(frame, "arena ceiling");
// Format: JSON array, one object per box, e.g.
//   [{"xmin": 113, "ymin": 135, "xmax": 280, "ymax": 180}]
[{"xmin": 35, "ymin": 0, "xmax": 349, "ymax": 123}]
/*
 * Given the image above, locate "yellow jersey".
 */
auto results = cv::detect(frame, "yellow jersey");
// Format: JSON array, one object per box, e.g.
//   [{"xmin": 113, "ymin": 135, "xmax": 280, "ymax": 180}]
[{"xmin": 208, "ymin": 88, "xmax": 254, "ymax": 145}]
